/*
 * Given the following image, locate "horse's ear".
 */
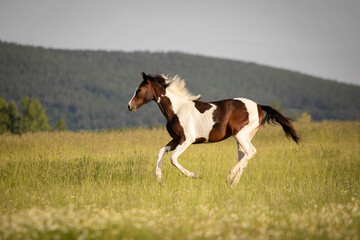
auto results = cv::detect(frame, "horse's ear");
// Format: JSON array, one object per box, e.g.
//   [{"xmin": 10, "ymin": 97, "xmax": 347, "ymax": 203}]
[
  {"xmin": 141, "ymin": 72, "xmax": 151, "ymax": 84},
  {"xmin": 141, "ymin": 72, "xmax": 147, "ymax": 81}
]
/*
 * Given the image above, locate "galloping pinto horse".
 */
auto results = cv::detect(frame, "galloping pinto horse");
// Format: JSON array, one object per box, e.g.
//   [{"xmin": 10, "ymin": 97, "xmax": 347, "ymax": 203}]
[{"xmin": 128, "ymin": 72, "xmax": 299, "ymax": 186}]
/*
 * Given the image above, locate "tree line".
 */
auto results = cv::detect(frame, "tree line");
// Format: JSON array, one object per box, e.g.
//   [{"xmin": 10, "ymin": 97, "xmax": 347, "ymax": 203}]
[
  {"xmin": 0, "ymin": 96, "xmax": 65, "ymax": 134},
  {"xmin": 1, "ymin": 41, "xmax": 359, "ymax": 130}
]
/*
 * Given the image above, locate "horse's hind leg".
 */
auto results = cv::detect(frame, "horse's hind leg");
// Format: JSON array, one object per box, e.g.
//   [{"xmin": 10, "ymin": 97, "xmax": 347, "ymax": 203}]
[
  {"xmin": 227, "ymin": 131, "xmax": 257, "ymax": 186},
  {"xmin": 170, "ymin": 140, "xmax": 200, "ymax": 179}
]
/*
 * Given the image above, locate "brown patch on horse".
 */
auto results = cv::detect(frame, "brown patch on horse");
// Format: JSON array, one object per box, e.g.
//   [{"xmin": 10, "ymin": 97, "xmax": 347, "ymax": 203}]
[
  {"xmin": 194, "ymin": 137, "xmax": 206, "ymax": 144},
  {"xmin": 158, "ymin": 95, "xmax": 186, "ymax": 145},
  {"xmin": 228, "ymin": 100, "xmax": 249, "ymax": 135},
  {"xmin": 208, "ymin": 99, "xmax": 249, "ymax": 142},
  {"xmin": 166, "ymin": 139, "xmax": 180, "ymax": 151},
  {"xmin": 194, "ymin": 101, "xmax": 212, "ymax": 113},
  {"xmin": 166, "ymin": 115, "xmax": 186, "ymax": 145},
  {"xmin": 257, "ymin": 104, "xmax": 263, "ymax": 124}
]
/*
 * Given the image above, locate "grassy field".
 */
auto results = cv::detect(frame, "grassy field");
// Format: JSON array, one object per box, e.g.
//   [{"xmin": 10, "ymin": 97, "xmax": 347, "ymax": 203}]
[{"xmin": 0, "ymin": 121, "xmax": 359, "ymax": 239}]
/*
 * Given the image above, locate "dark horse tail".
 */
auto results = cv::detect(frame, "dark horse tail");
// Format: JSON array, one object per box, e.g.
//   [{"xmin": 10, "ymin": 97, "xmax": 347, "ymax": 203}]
[{"xmin": 260, "ymin": 105, "xmax": 300, "ymax": 144}]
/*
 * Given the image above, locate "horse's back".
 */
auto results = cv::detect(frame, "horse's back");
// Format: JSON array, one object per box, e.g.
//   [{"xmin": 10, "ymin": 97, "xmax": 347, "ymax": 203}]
[{"xmin": 204, "ymin": 98, "xmax": 258, "ymax": 141}]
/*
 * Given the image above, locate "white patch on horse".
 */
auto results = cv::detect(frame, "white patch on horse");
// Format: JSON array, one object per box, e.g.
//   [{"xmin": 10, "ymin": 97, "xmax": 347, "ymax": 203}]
[
  {"xmin": 194, "ymin": 104, "xmax": 216, "ymax": 141},
  {"xmin": 165, "ymin": 90, "xmax": 216, "ymax": 142},
  {"xmin": 159, "ymin": 75, "xmax": 211, "ymax": 142},
  {"xmin": 128, "ymin": 88, "xmax": 138, "ymax": 106},
  {"xmin": 235, "ymin": 98, "xmax": 260, "ymax": 130}
]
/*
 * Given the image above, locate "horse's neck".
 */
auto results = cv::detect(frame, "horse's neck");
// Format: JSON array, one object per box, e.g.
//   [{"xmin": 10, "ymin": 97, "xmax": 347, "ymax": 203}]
[{"xmin": 157, "ymin": 90, "xmax": 192, "ymax": 121}]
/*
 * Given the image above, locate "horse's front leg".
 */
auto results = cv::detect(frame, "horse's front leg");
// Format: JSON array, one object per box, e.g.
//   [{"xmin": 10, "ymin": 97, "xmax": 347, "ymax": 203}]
[
  {"xmin": 170, "ymin": 140, "xmax": 201, "ymax": 179},
  {"xmin": 156, "ymin": 139, "xmax": 177, "ymax": 180}
]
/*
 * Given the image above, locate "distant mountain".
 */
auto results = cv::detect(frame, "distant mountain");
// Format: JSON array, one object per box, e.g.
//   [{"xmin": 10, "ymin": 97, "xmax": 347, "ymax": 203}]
[{"xmin": 0, "ymin": 41, "xmax": 359, "ymax": 130}]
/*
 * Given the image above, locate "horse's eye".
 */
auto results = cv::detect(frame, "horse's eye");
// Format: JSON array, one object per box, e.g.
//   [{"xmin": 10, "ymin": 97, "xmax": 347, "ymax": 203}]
[{"xmin": 136, "ymin": 89, "xmax": 141, "ymax": 95}]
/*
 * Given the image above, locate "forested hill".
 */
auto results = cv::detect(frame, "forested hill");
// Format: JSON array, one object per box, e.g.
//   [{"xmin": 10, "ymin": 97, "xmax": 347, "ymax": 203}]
[{"xmin": 0, "ymin": 41, "xmax": 359, "ymax": 130}]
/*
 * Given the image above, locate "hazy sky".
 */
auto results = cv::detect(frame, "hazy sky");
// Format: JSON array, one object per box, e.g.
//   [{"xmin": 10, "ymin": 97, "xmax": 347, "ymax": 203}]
[{"xmin": 1, "ymin": 0, "xmax": 359, "ymax": 85}]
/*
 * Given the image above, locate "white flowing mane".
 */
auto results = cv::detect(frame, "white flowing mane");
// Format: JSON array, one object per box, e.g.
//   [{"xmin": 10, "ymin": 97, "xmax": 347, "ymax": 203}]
[{"xmin": 162, "ymin": 75, "xmax": 201, "ymax": 101}]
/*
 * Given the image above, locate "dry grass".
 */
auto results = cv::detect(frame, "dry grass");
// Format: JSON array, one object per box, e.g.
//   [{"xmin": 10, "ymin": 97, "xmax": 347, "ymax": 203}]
[{"xmin": 0, "ymin": 121, "xmax": 359, "ymax": 239}]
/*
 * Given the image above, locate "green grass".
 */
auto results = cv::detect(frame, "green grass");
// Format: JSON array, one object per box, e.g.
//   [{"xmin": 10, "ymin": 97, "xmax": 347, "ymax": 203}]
[{"xmin": 0, "ymin": 121, "xmax": 359, "ymax": 239}]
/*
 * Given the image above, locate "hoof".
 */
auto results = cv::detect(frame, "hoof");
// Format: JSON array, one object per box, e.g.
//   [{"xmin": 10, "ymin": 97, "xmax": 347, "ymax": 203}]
[
  {"xmin": 193, "ymin": 173, "xmax": 202, "ymax": 179},
  {"xmin": 156, "ymin": 173, "xmax": 162, "ymax": 182},
  {"xmin": 227, "ymin": 175, "xmax": 234, "ymax": 185},
  {"xmin": 226, "ymin": 180, "xmax": 237, "ymax": 188},
  {"xmin": 230, "ymin": 180, "xmax": 238, "ymax": 188},
  {"xmin": 226, "ymin": 176, "xmax": 240, "ymax": 187},
  {"xmin": 188, "ymin": 172, "xmax": 202, "ymax": 179}
]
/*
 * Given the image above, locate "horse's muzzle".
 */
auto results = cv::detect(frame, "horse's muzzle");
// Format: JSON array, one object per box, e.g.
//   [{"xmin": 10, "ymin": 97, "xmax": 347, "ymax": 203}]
[{"xmin": 128, "ymin": 104, "xmax": 136, "ymax": 112}]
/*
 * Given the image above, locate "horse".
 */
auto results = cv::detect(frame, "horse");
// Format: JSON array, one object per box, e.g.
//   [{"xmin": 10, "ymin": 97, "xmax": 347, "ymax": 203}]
[{"xmin": 128, "ymin": 72, "xmax": 299, "ymax": 186}]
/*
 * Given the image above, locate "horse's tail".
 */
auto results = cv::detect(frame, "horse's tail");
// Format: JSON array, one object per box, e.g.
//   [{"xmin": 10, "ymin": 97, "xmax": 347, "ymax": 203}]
[{"xmin": 260, "ymin": 105, "xmax": 300, "ymax": 144}]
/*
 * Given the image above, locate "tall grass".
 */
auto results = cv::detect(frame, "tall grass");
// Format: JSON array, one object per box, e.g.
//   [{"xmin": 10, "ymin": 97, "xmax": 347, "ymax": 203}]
[{"xmin": 0, "ymin": 121, "xmax": 359, "ymax": 239}]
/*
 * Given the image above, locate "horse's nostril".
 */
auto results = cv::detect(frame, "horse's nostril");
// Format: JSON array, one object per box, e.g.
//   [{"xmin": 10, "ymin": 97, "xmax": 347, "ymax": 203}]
[{"xmin": 128, "ymin": 105, "xmax": 131, "ymax": 111}]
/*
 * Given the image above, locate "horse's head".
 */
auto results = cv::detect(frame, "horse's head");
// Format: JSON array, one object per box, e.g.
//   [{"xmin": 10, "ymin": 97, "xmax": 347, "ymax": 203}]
[
  {"xmin": 128, "ymin": 72, "xmax": 154, "ymax": 112},
  {"xmin": 128, "ymin": 72, "xmax": 168, "ymax": 112}
]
